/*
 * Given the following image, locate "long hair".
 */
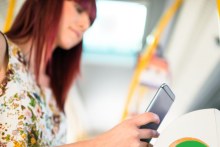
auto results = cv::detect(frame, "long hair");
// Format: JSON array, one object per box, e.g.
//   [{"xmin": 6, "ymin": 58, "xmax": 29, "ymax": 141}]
[{"xmin": 6, "ymin": 0, "xmax": 97, "ymax": 111}]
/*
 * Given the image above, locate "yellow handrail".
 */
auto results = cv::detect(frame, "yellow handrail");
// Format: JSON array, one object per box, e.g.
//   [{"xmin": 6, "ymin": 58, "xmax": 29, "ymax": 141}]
[
  {"xmin": 3, "ymin": 0, "xmax": 16, "ymax": 32},
  {"xmin": 121, "ymin": 0, "xmax": 183, "ymax": 121},
  {"xmin": 217, "ymin": 0, "xmax": 220, "ymax": 17},
  {"xmin": 217, "ymin": 0, "xmax": 220, "ymax": 38}
]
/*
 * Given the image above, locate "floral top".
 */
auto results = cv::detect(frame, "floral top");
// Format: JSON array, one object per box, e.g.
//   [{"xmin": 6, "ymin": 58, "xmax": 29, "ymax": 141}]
[{"xmin": 0, "ymin": 35, "xmax": 66, "ymax": 147}]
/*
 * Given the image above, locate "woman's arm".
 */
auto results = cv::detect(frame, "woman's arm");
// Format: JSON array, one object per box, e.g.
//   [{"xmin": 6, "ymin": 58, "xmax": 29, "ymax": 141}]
[{"xmin": 58, "ymin": 112, "xmax": 160, "ymax": 147}]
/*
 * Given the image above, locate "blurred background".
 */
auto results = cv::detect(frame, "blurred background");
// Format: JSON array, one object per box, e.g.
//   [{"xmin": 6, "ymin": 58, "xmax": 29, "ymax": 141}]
[{"xmin": 1, "ymin": 0, "xmax": 220, "ymax": 144}]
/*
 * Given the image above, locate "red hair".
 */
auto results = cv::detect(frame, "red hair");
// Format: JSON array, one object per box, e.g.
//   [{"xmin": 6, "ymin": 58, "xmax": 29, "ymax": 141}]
[{"xmin": 6, "ymin": 0, "xmax": 96, "ymax": 111}]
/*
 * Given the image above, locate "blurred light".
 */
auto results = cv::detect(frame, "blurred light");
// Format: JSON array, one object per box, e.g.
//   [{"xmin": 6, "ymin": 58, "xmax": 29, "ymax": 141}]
[
  {"xmin": 83, "ymin": 0, "xmax": 147, "ymax": 55},
  {"xmin": 146, "ymin": 34, "xmax": 155, "ymax": 45}
]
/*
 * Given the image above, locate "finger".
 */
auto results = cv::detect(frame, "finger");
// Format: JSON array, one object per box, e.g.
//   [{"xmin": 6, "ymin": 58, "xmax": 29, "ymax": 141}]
[
  {"xmin": 147, "ymin": 143, "xmax": 153, "ymax": 147},
  {"xmin": 132, "ymin": 112, "xmax": 160, "ymax": 126},
  {"xmin": 138, "ymin": 129, "xmax": 160, "ymax": 139},
  {"xmin": 139, "ymin": 141, "xmax": 148, "ymax": 147}
]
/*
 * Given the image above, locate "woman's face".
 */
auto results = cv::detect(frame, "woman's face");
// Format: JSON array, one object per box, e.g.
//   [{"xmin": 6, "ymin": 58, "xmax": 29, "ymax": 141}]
[{"xmin": 56, "ymin": 0, "xmax": 91, "ymax": 49}]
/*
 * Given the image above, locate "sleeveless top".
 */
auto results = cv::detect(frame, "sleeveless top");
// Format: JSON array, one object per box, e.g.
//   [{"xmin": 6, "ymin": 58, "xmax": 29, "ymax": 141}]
[{"xmin": 0, "ymin": 35, "xmax": 66, "ymax": 147}]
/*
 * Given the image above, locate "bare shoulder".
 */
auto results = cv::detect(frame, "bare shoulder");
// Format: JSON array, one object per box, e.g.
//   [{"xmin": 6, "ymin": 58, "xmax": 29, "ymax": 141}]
[
  {"xmin": 0, "ymin": 32, "xmax": 7, "ymax": 67},
  {"xmin": 0, "ymin": 32, "xmax": 7, "ymax": 51}
]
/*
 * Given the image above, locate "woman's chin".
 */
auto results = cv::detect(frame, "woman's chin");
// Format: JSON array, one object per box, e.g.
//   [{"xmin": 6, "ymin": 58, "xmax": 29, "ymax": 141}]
[
  {"xmin": 62, "ymin": 46, "xmax": 72, "ymax": 50},
  {"xmin": 59, "ymin": 43, "xmax": 75, "ymax": 50},
  {"xmin": 58, "ymin": 40, "xmax": 80, "ymax": 50}
]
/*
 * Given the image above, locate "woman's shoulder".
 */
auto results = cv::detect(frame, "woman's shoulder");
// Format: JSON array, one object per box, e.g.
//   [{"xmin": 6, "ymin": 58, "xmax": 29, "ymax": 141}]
[{"xmin": 0, "ymin": 32, "xmax": 7, "ymax": 67}]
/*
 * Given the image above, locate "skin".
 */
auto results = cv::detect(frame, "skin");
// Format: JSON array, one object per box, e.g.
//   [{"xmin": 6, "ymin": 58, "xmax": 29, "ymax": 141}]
[
  {"xmin": 59, "ymin": 112, "xmax": 159, "ymax": 147},
  {"xmin": 0, "ymin": 33, "xmax": 8, "ymax": 84},
  {"xmin": 56, "ymin": 0, "xmax": 90, "ymax": 50},
  {"xmin": 0, "ymin": 1, "xmax": 160, "ymax": 146}
]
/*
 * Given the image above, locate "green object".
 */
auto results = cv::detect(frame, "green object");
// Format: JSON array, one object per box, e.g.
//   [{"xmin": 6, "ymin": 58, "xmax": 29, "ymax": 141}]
[{"xmin": 176, "ymin": 141, "xmax": 207, "ymax": 147}]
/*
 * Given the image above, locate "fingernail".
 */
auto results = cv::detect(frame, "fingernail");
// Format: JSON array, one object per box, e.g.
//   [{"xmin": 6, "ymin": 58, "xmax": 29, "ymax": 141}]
[
  {"xmin": 155, "ymin": 131, "xmax": 160, "ymax": 137},
  {"xmin": 154, "ymin": 114, "xmax": 160, "ymax": 122}
]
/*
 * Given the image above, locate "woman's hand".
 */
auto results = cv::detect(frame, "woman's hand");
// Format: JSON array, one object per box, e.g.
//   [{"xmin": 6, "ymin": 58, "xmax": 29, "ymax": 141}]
[{"xmin": 92, "ymin": 112, "xmax": 160, "ymax": 147}]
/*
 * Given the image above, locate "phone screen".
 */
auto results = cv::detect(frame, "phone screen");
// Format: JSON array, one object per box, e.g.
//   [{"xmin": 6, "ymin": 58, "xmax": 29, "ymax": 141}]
[{"xmin": 140, "ymin": 83, "xmax": 175, "ymax": 142}]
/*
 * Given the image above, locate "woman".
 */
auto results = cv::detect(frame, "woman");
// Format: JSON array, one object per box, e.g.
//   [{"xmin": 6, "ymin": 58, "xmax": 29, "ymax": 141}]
[{"xmin": 0, "ymin": 0, "xmax": 160, "ymax": 146}]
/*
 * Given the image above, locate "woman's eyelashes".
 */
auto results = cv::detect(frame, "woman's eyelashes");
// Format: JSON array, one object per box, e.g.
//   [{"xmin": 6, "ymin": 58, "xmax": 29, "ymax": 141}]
[{"xmin": 74, "ymin": 3, "xmax": 84, "ymax": 13}]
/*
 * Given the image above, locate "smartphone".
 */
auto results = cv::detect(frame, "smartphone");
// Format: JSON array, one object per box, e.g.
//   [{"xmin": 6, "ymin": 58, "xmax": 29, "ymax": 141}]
[{"xmin": 140, "ymin": 83, "xmax": 175, "ymax": 143}]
